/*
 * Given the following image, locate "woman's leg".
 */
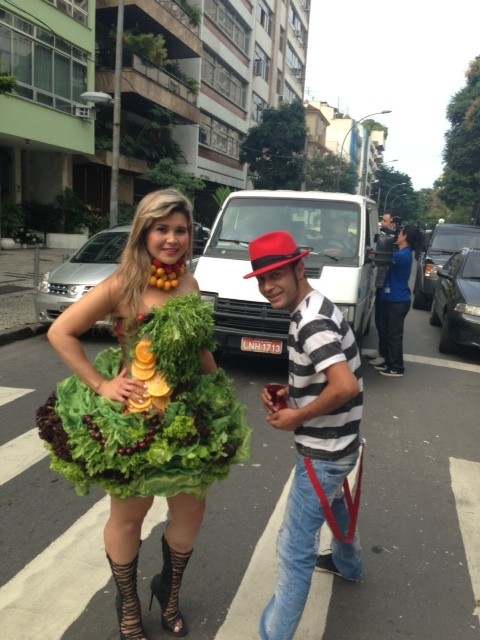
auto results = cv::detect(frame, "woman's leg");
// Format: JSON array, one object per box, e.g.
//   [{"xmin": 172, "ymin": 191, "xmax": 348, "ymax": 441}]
[
  {"xmin": 164, "ymin": 493, "xmax": 206, "ymax": 551},
  {"xmin": 105, "ymin": 496, "xmax": 154, "ymax": 640},
  {"xmin": 105, "ymin": 496, "xmax": 154, "ymax": 562},
  {"xmin": 151, "ymin": 494, "xmax": 206, "ymax": 636}
]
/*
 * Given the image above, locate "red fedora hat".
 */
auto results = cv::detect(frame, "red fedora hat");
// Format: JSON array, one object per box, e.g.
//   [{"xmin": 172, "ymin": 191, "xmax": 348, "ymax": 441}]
[{"xmin": 244, "ymin": 231, "xmax": 311, "ymax": 279}]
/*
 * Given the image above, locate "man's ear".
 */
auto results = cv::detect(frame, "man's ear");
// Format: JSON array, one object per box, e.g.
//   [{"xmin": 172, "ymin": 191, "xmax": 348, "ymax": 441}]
[{"xmin": 294, "ymin": 260, "xmax": 305, "ymax": 278}]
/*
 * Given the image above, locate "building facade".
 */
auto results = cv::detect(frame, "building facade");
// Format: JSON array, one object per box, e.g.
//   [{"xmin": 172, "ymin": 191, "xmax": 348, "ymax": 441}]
[
  {"xmin": 0, "ymin": 0, "xmax": 310, "ymax": 230},
  {"xmin": 0, "ymin": 0, "xmax": 96, "ymax": 217}
]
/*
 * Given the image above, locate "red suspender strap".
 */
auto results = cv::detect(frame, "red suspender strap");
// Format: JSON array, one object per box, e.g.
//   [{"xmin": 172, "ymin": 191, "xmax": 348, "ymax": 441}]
[{"xmin": 303, "ymin": 444, "xmax": 364, "ymax": 544}]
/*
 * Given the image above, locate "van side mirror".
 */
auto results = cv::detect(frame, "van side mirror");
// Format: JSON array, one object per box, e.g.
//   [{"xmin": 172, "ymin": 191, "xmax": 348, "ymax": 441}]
[{"xmin": 372, "ymin": 235, "xmax": 394, "ymax": 265}]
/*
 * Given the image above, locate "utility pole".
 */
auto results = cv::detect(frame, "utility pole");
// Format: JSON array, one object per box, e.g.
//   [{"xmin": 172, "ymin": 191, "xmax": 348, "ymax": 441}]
[{"xmin": 109, "ymin": 0, "xmax": 125, "ymax": 227}]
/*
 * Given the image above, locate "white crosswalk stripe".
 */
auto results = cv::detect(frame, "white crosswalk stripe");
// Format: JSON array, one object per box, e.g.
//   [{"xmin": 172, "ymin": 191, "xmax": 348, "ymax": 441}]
[
  {"xmin": 2, "ymin": 381, "xmax": 480, "ymax": 638},
  {"xmin": 0, "ymin": 385, "xmax": 34, "ymax": 405},
  {"xmin": 2, "ymin": 497, "xmax": 168, "ymax": 638},
  {"xmin": 450, "ymin": 457, "xmax": 480, "ymax": 622},
  {"xmin": 0, "ymin": 428, "xmax": 48, "ymax": 486}
]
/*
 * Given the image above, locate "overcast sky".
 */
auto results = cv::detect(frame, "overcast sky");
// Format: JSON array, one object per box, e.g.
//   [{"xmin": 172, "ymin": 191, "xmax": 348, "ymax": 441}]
[{"xmin": 304, "ymin": 0, "xmax": 479, "ymax": 191}]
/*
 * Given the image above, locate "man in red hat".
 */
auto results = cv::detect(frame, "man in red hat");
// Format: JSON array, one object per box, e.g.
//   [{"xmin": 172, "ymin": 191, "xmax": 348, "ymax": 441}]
[{"xmin": 244, "ymin": 231, "xmax": 364, "ymax": 640}]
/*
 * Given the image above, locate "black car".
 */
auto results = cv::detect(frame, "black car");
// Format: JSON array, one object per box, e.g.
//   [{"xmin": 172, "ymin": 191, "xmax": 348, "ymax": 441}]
[
  {"xmin": 413, "ymin": 223, "xmax": 480, "ymax": 309},
  {"xmin": 429, "ymin": 248, "xmax": 480, "ymax": 353}
]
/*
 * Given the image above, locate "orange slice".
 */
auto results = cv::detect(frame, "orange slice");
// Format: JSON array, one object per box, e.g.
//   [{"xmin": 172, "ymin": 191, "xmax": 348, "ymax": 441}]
[
  {"xmin": 131, "ymin": 361, "xmax": 156, "ymax": 380},
  {"xmin": 151, "ymin": 395, "xmax": 171, "ymax": 411},
  {"xmin": 131, "ymin": 357, "xmax": 155, "ymax": 370},
  {"xmin": 128, "ymin": 395, "xmax": 152, "ymax": 411},
  {"xmin": 146, "ymin": 372, "xmax": 172, "ymax": 397},
  {"xmin": 135, "ymin": 339, "xmax": 155, "ymax": 364}
]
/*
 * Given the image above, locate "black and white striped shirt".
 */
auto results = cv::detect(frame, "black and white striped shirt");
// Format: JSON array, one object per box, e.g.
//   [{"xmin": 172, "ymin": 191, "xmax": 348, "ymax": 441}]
[{"xmin": 288, "ymin": 290, "xmax": 363, "ymax": 458}]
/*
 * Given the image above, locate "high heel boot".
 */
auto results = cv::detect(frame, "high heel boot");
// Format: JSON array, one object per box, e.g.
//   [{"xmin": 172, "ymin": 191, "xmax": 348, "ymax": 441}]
[
  {"xmin": 107, "ymin": 552, "xmax": 148, "ymax": 640},
  {"xmin": 149, "ymin": 534, "xmax": 193, "ymax": 637}
]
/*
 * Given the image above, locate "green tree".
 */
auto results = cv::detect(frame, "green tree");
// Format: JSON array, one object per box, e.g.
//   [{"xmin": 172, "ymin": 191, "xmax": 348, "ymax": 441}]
[
  {"xmin": 240, "ymin": 101, "xmax": 307, "ymax": 190},
  {"xmin": 305, "ymin": 152, "xmax": 357, "ymax": 193},
  {"xmin": 143, "ymin": 158, "xmax": 206, "ymax": 200},
  {"xmin": 437, "ymin": 56, "xmax": 480, "ymax": 218}
]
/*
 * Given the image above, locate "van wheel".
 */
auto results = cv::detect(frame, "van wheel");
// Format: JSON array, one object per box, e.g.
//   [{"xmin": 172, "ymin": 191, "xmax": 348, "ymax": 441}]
[
  {"xmin": 438, "ymin": 314, "xmax": 455, "ymax": 354},
  {"xmin": 429, "ymin": 303, "xmax": 441, "ymax": 326}
]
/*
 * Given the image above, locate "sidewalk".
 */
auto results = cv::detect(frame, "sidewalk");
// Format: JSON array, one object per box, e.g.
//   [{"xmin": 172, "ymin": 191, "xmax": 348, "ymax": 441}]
[{"xmin": 0, "ymin": 246, "xmax": 70, "ymax": 345}]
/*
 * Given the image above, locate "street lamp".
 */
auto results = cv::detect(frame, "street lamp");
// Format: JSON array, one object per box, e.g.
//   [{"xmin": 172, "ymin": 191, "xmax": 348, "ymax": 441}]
[
  {"xmin": 80, "ymin": 0, "xmax": 124, "ymax": 228},
  {"xmin": 384, "ymin": 182, "xmax": 407, "ymax": 210},
  {"xmin": 336, "ymin": 110, "xmax": 392, "ymax": 190},
  {"xmin": 391, "ymin": 193, "xmax": 406, "ymax": 208}
]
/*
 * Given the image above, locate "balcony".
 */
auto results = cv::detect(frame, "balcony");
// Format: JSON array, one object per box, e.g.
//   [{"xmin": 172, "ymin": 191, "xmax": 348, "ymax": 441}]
[
  {"xmin": 96, "ymin": 52, "xmax": 200, "ymax": 124},
  {"xmin": 97, "ymin": 0, "xmax": 202, "ymax": 58}
]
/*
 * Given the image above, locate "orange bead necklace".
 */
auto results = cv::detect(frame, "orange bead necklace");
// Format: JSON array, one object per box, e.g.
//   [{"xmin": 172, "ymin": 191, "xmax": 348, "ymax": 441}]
[{"xmin": 148, "ymin": 257, "xmax": 186, "ymax": 291}]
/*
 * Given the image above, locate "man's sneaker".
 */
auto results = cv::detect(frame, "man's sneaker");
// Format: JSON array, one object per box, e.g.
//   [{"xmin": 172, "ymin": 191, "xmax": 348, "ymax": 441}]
[
  {"xmin": 364, "ymin": 350, "xmax": 380, "ymax": 360},
  {"xmin": 315, "ymin": 553, "xmax": 358, "ymax": 582},
  {"xmin": 368, "ymin": 356, "xmax": 385, "ymax": 366},
  {"xmin": 378, "ymin": 368, "xmax": 404, "ymax": 377},
  {"xmin": 373, "ymin": 363, "xmax": 388, "ymax": 371}
]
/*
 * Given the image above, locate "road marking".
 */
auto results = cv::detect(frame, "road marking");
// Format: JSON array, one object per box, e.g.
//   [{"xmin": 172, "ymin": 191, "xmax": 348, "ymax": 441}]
[
  {"xmin": 1, "ymin": 496, "xmax": 168, "ymax": 639},
  {"xmin": 214, "ymin": 457, "xmax": 365, "ymax": 640},
  {"xmin": 450, "ymin": 457, "xmax": 480, "ymax": 620},
  {"xmin": 362, "ymin": 350, "xmax": 480, "ymax": 374},
  {"xmin": 404, "ymin": 354, "xmax": 480, "ymax": 374},
  {"xmin": 0, "ymin": 428, "xmax": 48, "ymax": 486},
  {"xmin": 0, "ymin": 385, "xmax": 34, "ymax": 406}
]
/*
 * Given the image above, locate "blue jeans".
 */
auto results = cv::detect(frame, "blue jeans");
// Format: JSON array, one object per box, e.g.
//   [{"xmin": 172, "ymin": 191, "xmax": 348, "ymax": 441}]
[{"xmin": 259, "ymin": 451, "xmax": 362, "ymax": 640}]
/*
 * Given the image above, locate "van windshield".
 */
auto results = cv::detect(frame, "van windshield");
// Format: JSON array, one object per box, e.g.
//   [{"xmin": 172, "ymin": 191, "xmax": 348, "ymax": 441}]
[{"xmin": 208, "ymin": 197, "xmax": 361, "ymax": 259}]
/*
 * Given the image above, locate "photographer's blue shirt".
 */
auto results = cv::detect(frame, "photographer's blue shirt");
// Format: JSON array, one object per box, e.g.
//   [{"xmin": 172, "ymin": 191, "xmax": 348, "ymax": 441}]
[{"xmin": 381, "ymin": 247, "xmax": 413, "ymax": 302}]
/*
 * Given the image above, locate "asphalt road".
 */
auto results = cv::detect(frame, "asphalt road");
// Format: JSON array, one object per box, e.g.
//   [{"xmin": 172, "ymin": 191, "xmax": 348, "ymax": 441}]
[{"xmin": 1, "ymin": 307, "xmax": 480, "ymax": 639}]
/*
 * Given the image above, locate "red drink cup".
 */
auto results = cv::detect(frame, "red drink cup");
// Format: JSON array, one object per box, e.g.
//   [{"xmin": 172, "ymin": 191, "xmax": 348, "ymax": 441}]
[{"xmin": 266, "ymin": 382, "xmax": 287, "ymax": 411}]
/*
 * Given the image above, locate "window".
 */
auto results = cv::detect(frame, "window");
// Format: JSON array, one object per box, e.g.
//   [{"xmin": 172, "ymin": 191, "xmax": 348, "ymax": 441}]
[
  {"xmin": 201, "ymin": 50, "xmax": 247, "ymax": 108},
  {"xmin": 251, "ymin": 92, "xmax": 268, "ymax": 122},
  {"xmin": 254, "ymin": 45, "xmax": 269, "ymax": 81},
  {"xmin": 257, "ymin": 0, "xmax": 272, "ymax": 36},
  {"xmin": 200, "ymin": 112, "xmax": 241, "ymax": 160},
  {"xmin": 204, "ymin": 0, "xmax": 250, "ymax": 54},
  {"xmin": 43, "ymin": 0, "xmax": 88, "ymax": 26},
  {"xmin": 0, "ymin": 10, "xmax": 87, "ymax": 114}
]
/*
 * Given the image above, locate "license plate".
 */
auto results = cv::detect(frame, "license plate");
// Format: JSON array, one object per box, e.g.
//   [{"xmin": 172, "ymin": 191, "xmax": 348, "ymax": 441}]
[{"xmin": 240, "ymin": 337, "xmax": 283, "ymax": 355}]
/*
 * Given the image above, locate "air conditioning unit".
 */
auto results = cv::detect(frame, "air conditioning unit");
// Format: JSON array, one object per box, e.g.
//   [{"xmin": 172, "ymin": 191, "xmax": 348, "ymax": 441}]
[
  {"xmin": 74, "ymin": 105, "xmax": 95, "ymax": 119},
  {"xmin": 253, "ymin": 59, "xmax": 264, "ymax": 76},
  {"xmin": 278, "ymin": 95, "xmax": 284, "ymax": 103},
  {"xmin": 294, "ymin": 28, "xmax": 302, "ymax": 39},
  {"xmin": 292, "ymin": 67, "xmax": 302, "ymax": 77}
]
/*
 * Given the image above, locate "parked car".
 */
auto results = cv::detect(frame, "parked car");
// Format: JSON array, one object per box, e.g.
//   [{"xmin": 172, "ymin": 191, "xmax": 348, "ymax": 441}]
[
  {"xmin": 35, "ymin": 225, "xmax": 131, "ymax": 326},
  {"xmin": 35, "ymin": 220, "xmax": 209, "ymax": 325},
  {"xmin": 429, "ymin": 248, "xmax": 480, "ymax": 353},
  {"xmin": 413, "ymin": 223, "xmax": 480, "ymax": 309}
]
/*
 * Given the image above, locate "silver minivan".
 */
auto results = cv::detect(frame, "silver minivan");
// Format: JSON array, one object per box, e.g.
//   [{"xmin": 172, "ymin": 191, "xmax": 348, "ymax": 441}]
[{"xmin": 34, "ymin": 225, "xmax": 131, "ymax": 325}]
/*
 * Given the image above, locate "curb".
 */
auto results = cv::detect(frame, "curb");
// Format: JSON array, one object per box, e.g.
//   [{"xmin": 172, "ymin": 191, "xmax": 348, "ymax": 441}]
[{"xmin": 0, "ymin": 324, "xmax": 48, "ymax": 347}]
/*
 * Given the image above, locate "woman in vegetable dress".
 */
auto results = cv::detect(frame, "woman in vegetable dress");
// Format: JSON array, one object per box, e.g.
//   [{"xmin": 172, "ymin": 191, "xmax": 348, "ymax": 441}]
[{"xmin": 43, "ymin": 189, "xmax": 250, "ymax": 639}]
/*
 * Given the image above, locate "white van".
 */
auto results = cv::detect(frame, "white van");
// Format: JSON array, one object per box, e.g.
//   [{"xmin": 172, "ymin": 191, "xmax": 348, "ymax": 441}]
[{"xmin": 194, "ymin": 190, "xmax": 379, "ymax": 357}]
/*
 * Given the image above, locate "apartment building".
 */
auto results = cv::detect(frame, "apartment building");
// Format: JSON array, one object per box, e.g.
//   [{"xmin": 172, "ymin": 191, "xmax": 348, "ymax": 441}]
[
  {"xmin": 0, "ymin": 0, "xmax": 310, "ymax": 226},
  {"xmin": 0, "ymin": 0, "xmax": 96, "ymax": 211},
  {"xmin": 198, "ymin": 0, "xmax": 310, "ymax": 208},
  {"xmin": 308, "ymin": 100, "xmax": 387, "ymax": 196}
]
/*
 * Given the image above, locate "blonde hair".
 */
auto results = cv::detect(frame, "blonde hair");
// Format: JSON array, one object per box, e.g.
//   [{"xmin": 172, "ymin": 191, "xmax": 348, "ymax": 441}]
[{"xmin": 116, "ymin": 189, "xmax": 194, "ymax": 321}]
